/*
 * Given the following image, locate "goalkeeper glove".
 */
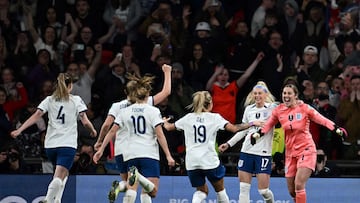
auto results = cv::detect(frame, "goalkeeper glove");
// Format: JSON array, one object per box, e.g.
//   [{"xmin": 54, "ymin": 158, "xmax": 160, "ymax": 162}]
[
  {"xmin": 333, "ymin": 125, "xmax": 348, "ymax": 141},
  {"xmin": 250, "ymin": 130, "xmax": 264, "ymax": 145}
]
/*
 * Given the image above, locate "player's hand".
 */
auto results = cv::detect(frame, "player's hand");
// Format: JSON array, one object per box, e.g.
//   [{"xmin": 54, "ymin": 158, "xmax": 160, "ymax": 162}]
[
  {"xmin": 10, "ymin": 130, "xmax": 21, "ymax": 138},
  {"xmin": 90, "ymin": 129, "xmax": 97, "ymax": 138},
  {"xmin": 218, "ymin": 143, "xmax": 229, "ymax": 153},
  {"xmin": 162, "ymin": 64, "xmax": 172, "ymax": 73},
  {"xmin": 94, "ymin": 141, "xmax": 102, "ymax": 151},
  {"xmin": 93, "ymin": 151, "xmax": 103, "ymax": 164},
  {"xmin": 167, "ymin": 155, "xmax": 175, "ymax": 167},
  {"xmin": 250, "ymin": 130, "xmax": 263, "ymax": 145},
  {"xmin": 333, "ymin": 125, "xmax": 348, "ymax": 141}
]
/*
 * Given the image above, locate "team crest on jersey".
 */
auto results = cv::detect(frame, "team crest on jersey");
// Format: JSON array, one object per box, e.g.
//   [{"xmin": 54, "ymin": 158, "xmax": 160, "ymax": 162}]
[
  {"xmin": 296, "ymin": 113, "xmax": 302, "ymax": 120},
  {"xmin": 263, "ymin": 112, "xmax": 268, "ymax": 118},
  {"xmin": 238, "ymin": 159, "xmax": 244, "ymax": 167}
]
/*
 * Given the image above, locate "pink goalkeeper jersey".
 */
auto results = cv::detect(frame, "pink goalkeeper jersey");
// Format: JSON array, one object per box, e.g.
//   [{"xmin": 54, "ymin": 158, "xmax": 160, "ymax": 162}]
[{"xmin": 261, "ymin": 101, "xmax": 335, "ymax": 157}]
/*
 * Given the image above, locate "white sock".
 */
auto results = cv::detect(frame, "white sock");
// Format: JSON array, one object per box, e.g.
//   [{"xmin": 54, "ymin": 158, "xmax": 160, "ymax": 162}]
[
  {"xmin": 123, "ymin": 189, "xmax": 137, "ymax": 203},
  {"xmin": 239, "ymin": 182, "xmax": 251, "ymax": 203},
  {"xmin": 137, "ymin": 172, "xmax": 155, "ymax": 193},
  {"xmin": 55, "ymin": 176, "xmax": 68, "ymax": 203},
  {"xmin": 216, "ymin": 189, "xmax": 229, "ymax": 203},
  {"xmin": 258, "ymin": 188, "xmax": 274, "ymax": 203},
  {"xmin": 45, "ymin": 177, "xmax": 62, "ymax": 202},
  {"xmin": 140, "ymin": 193, "xmax": 152, "ymax": 203},
  {"xmin": 192, "ymin": 190, "xmax": 207, "ymax": 203},
  {"xmin": 118, "ymin": 180, "xmax": 127, "ymax": 192}
]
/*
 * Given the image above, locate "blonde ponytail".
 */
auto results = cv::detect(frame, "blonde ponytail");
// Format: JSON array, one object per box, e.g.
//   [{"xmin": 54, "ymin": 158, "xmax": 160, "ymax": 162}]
[{"xmin": 52, "ymin": 73, "xmax": 72, "ymax": 101}]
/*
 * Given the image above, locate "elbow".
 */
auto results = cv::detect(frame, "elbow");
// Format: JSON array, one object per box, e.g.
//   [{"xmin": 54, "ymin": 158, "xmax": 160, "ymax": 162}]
[{"xmin": 162, "ymin": 87, "xmax": 171, "ymax": 97}]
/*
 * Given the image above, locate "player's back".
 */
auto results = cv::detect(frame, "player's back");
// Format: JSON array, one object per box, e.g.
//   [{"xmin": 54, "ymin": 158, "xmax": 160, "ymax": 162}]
[
  {"xmin": 175, "ymin": 112, "xmax": 228, "ymax": 170},
  {"xmin": 117, "ymin": 103, "xmax": 163, "ymax": 161},
  {"xmin": 39, "ymin": 95, "xmax": 87, "ymax": 149}
]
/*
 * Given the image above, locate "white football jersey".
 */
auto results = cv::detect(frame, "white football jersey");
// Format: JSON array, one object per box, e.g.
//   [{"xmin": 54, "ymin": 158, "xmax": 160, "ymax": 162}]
[
  {"xmin": 241, "ymin": 102, "xmax": 277, "ymax": 156},
  {"xmin": 175, "ymin": 112, "xmax": 228, "ymax": 170},
  {"xmin": 108, "ymin": 96, "xmax": 154, "ymax": 156},
  {"xmin": 38, "ymin": 95, "xmax": 87, "ymax": 149},
  {"xmin": 114, "ymin": 102, "xmax": 163, "ymax": 161}
]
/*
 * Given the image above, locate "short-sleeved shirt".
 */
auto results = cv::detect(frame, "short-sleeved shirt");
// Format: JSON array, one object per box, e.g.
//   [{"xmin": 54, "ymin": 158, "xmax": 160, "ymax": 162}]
[
  {"xmin": 71, "ymin": 72, "xmax": 94, "ymax": 105},
  {"xmin": 38, "ymin": 95, "xmax": 87, "ymax": 149},
  {"xmin": 114, "ymin": 103, "xmax": 163, "ymax": 161},
  {"xmin": 262, "ymin": 101, "xmax": 335, "ymax": 157},
  {"xmin": 211, "ymin": 81, "xmax": 238, "ymax": 123},
  {"xmin": 241, "ymin": 103, "xmax": 277, "ymax": 156},
  {"xmin": 34, "ymin": 38, "xmax": 56, "ymax": 60},
  {"xmin": 108, "ymin": 96, "xmax": 154, "ymax": 156},
  {"xmin": 175, "ymin": 112, "xmax": 228, "ymax": 170}
]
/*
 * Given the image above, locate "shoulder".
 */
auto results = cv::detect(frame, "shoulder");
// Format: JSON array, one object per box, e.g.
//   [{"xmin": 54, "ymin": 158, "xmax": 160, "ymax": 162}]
[
  {"xmin": 245, "ymin": 103, "xmax": 257, "ymax": 110},
  {"xmin": 70, "ymin": 95, "xmax": 87, "ymax": 105},
  {"xmin": 210, "ymin": 112, "xmax": 226, "ymax": 119},
  {"xmin": 266, "ymin": 102, "xmax": 279, "ymax": 109},
  {"xmin": 117, "ymin": 99, "xmax": 131, "ymax": 108},
  {"xmin": 70, "ymin": 95, "xmax": 83, "ymax": 102}
]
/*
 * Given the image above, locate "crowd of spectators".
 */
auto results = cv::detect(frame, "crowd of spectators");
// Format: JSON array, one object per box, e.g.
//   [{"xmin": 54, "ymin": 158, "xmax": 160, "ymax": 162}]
[{"xmin": 0, "ymin": 0, "xmax": 360, "ymax": 175}]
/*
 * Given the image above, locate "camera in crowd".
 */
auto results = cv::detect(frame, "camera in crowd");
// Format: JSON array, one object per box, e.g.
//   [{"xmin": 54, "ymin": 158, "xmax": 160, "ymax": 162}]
[
  {"xmin": 78, "ymin": 152, "xmax": 91, "ymax": 170},
  {"xmin": 317, "ymin": 154, "xmax": 325, "ymax": 163}
]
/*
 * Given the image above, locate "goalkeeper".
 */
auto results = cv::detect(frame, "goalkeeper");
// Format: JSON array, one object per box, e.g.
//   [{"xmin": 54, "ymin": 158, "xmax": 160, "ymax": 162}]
[{"xmin": 250, "ymin": 84, "xmax": 347, "ymax": 203}]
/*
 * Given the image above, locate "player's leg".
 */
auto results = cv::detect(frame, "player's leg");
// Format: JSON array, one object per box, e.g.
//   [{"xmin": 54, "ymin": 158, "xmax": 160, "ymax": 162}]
[
  {"xmin": 140, "ymin": 193, "xmax": 152, "ymax": 203},
  {"xmin": 129, "ymin": 158, "xmax": 161, "ymax": 195},
  {"xmin": 285, "ymin": 156, "xmax": 297, "ymax": 201},
  {"xmin": 237, "ymin": 153, "xmax": 256, "ymax": 203},
  {"xmin": 293, "ymin": 150, "xmax": 316, "ymax": 203},
  {"xmin": 255, "ymin": 155, "xmax": 274, "ymax": 203},
  {"xmin": 294, "ymin": 167, "xmax": 313, "ymax": 203},
  {"xmin": 257, "ymin": 174, "xmax": 274, "ymax": 203},
  {"xmin": 55, "ymin": 175, "xmax": 68, "ymax": 203},
  {"xmin": 123, "ymin": 189, "xmax": 137, "ymax": 203},
  {"xmin": 208, "ymin": 165, "xmax": 229, "ymax": 203},
  {"xmin": 286, "ymin": 177, "xmax": 296, "ymax": 202},
  {"xmin": 238, "ymin": 171, "xmax": 252, "ymax": 203},
  {"xmin": 192, "ymin": 187, "xmax": 208, "ymax": 203},
  {"xmin": 109, "ymin": 155, "xmax": 128, "ymax": 202},
  {"xmin": 188, "ymin": 169, "xmax": 208, "ymax": 203},
  {"xmin": 44, "ymin": 148, "xmax": 75, "ymax": 203}
]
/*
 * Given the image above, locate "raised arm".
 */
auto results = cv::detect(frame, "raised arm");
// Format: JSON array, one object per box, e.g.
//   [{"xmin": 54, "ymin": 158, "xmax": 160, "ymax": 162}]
[
  {"xmin": 62, "ymin": 13, "xmax": 78, "ymax": 43},
  {"xmin": 153, "ymin": 64, "xmax": 172, "ymax": 105},
  {"xmin": 24, "ymin": 8, "xmax": 40, "ymax": 43},
  {"xmin": 206, "ymin": 64, "xmax": 223, "ymax": 91},
  {"xmin": 236, "ymin": 52, "xmax": 264, "ymax": 88},
  {"xmin": 87, "ymin": 43, "xmax": 102, "ymax": 79},
  {"xmin": 98, "ymin": 23, "xmax": 116, "ymax": 44}
]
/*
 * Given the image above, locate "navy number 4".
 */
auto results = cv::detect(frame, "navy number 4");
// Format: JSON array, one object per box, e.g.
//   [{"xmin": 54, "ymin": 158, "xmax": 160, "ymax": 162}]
[{"xmin": 56, "ymin": 106, "xmax": 65, "ymax": 124}]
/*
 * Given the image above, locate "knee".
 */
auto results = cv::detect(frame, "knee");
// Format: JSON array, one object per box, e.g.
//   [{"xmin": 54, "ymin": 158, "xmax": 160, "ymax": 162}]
[
  {"xmin": 289, "ymin": 191, "xmax": 296, "ymax": 198},
  {"xmin": 258, "ymin": 188, "xmax": 273, "ymax": 199},
  {"xmin": 294, "ymin": 181, "xmax": 305, "ymax": 190},
  {"xmin": 147, "ymin": 187, "xmax": 158, "ymax": 198}
]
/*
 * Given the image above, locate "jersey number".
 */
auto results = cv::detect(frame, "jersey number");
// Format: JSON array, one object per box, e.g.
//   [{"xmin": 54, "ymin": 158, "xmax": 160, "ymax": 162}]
[
  {"xmin": 56, "ymin": 106, "xmax": 65, "ymax": 124},
  {"xmin": 131, "ymin": 115, "xmax": 146, "ymax": 134},
  {"xmin": 261, "ymin": 158, "xmax": 270, "ymax": 168},
  {"xmin": 193, "ymin": 125, "xmax": 206, "ymax": 143}
]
